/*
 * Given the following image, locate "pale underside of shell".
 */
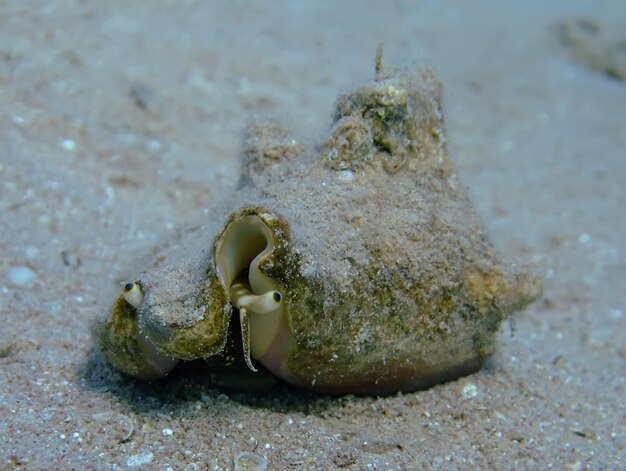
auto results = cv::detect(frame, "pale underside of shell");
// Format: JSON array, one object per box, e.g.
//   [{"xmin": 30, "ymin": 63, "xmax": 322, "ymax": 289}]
[{"xmin": 93, "ymin": 66, "xmax": 542, "ymax": 395}]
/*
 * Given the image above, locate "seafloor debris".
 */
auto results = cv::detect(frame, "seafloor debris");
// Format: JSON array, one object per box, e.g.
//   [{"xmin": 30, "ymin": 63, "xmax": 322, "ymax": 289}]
[
  {"xmin": 93, "ymin": 63, "xmax": 541, "ymax": 395},
  {"xmin": 6, "ymin": 265, "xmax": 37, "ymax": 288},
  {"xmin": 557, "ymin": 17, "xmax": 626, "ymax": 82}
]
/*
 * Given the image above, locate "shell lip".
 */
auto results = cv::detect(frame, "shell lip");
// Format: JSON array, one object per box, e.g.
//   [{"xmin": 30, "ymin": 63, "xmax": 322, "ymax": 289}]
[{"xmin": 215, "ymin": 208, "xmax": 271, "ymax": 288}]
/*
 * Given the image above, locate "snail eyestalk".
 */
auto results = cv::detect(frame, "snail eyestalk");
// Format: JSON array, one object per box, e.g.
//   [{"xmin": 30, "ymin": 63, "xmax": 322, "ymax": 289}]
[
  {"xmin": 122, "ymin": 282, "xmax": 144, "ymax": 309},
  {"xmin": 230, "ymin": 282, "xmax": 282, "ymax": 314},
  {"xmin": 230, "ymin": 281, "xmax": 283, "ymax": 372},
  {"xmin": 93, "ymin": 281, "xmax": 179, "ymax": 380}
]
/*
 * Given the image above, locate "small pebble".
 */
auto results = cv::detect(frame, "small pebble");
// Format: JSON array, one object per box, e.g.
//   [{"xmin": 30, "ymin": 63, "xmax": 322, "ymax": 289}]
[
  {"xmin": 61, "ymin": 139, "xmax": 76, "ymax": 151},
  {"xmin": 7, "ymin": 265, "xmax": 37, "ymax": 288},
  {"xmin": 162, "ymin": 428, "xmax": 173, "ymax": 436},
  {"xmin": 462, "ymin": 383, "xmax": 478, "ymax": 399},
  {"xmin": 126, "ymin": 452, "xmax": 154, "ymax": 467},
  {"xmin": 25, "ymin": 247, "xmax": 39, "ymax": 259},
  {"xmin": 337, "ymin": 170, "xmax": 354, "ymax": 182},
  {"xmin": 234, "ymin": 452, "xmax": 267, "ymax": 471}
]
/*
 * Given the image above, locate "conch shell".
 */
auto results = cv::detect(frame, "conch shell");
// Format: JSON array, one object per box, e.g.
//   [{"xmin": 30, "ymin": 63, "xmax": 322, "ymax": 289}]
[{"xmin": 93, "ymin": 65, "xmax": 541, "ymax": 395}]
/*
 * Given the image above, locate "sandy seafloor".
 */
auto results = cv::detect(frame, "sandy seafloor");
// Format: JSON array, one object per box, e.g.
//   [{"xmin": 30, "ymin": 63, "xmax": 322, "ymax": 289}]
[{"xmin": 1, "ymin": 1, "xmax": 625, "ymax": 469}]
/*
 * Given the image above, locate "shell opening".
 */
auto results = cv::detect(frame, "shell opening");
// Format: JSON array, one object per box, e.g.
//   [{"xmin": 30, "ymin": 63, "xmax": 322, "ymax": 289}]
[{"xmin": 215, "ymin": 215, "xmax": 285, "ymax": 363}]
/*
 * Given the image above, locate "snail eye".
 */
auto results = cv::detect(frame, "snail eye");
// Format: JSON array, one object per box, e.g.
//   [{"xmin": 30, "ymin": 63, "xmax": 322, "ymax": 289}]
[
  {"xmin": 122, "ymin": 282, "xmax": 144, "ymax": 309},
  {"xmin": 273, "ymin": 292, "xmax": 282, "ymax": 303}
]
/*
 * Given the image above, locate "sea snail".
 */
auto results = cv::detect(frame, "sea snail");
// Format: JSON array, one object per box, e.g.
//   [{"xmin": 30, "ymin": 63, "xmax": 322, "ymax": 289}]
[{"xmin": 93, "ymin": 65, "xmax": 541, "ymax": 394}]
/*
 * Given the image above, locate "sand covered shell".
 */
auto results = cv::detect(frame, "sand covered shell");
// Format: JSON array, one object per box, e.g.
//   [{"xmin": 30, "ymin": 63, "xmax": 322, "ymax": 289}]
[{"xmin": 93, "ymin": 65, "xmax": 541, "ymax": 395}]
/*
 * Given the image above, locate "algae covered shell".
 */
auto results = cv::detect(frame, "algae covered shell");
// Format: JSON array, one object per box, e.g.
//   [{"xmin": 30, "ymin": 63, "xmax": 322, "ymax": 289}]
[{"xmin": 93, "ymin": 65, "xmax": 541, "ymax": 395}]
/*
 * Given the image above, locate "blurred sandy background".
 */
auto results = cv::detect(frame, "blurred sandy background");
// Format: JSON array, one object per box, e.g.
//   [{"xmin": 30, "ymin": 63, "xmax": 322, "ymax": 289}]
[{"xmin": 1, "ymin": 0, "xmax": 625, "ymax": 469}]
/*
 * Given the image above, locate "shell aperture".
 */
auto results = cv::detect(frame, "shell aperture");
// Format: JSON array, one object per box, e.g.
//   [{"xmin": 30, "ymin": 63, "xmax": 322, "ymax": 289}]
[{"xmin": 215, "ymin": 215, "xmax": 287, "ymax": 373}]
